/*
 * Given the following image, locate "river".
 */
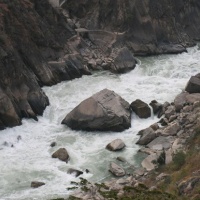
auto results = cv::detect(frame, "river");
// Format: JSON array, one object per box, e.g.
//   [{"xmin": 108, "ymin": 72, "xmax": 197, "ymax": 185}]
[{"xmin": 0, "ymin": 45, "xmax": 199, "ymax": 200}]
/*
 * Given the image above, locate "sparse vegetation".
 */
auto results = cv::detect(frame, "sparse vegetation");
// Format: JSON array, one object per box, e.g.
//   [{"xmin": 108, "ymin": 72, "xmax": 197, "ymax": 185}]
[{"xmin": 172, "ymin": 150, "xmax": 186, "ymax": 171}]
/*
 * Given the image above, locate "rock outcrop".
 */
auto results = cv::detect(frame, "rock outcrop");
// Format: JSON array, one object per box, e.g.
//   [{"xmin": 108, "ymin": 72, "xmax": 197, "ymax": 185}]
[
  {"xmin": 62, "ymin": 89, "xmax": 131, "ymax": 132},
  {"xmin": 1, "ymin": 0, "xmax": 200, "ymax": 130},
  {"xmin": 185, "ymin": 74, "xmax": 200, "ymax": 93},
  {"xmin": 62, "ymin": 0, "xmax": 200, "ymax": 55},
  {"xmin": 0, "ymin": 0, "xmax": 89, "ymax": 129}
]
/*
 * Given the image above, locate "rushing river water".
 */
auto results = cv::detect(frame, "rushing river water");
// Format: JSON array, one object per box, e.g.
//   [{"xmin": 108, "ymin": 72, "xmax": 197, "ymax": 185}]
[{"xmin": 0, "ymin": 45, "xmax": 200, "ymax": 200}]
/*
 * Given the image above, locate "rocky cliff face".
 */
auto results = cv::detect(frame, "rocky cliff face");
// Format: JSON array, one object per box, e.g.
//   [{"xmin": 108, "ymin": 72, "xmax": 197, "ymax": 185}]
[
  {"xmin": 1, "ymin": 0, "xmax": 200, "ymax": 129},
  {"xmin": 0, "ymin": 0, "xmax": 88, "ymax": 129},
  {"xmin": 63, "ymin": 0, "xmax": 200, "ymax": 55}
]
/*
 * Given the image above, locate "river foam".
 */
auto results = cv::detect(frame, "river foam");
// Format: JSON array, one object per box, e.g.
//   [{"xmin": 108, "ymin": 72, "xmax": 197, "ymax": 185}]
[{"xmin": 0, "ymin": 45, "xmax": 199, "ymax": 199}]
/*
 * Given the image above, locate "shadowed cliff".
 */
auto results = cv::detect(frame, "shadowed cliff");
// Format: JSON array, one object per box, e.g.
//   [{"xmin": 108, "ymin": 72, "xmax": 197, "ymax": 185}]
[
  {"xmin": 1, "ymin": 0, "xmax": 200, "ymax": 129},
  {"xmin": 0, "ymin": 0, "xmax": 87, "ymax": 129},
  {"xmin": 63, "ymin": 0, "xmax": 200, "ymax": 55}
]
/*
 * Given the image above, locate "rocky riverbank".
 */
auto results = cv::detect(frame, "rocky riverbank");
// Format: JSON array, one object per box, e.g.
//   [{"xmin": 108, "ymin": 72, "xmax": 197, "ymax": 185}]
[{"xmin": 65, "ymin": 75, "xmax": 200, "ymax": 199}]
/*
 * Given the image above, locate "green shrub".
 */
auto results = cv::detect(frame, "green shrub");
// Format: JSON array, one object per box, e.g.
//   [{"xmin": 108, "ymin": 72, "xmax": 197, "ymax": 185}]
[{"xmin": 172, "ymin": 151, "xmax": 186, "ymax": 170}]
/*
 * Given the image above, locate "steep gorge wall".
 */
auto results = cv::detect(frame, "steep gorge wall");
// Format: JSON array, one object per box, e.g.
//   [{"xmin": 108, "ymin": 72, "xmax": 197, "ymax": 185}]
[
  {"xmin": 0, "ymin": 0, "xmax": 200, "ymax": 129},
  {"xmin": 63, "ymin": 0, "xmax": 200, "ymax": 55},
  {"xmin": 0, "ymin": 0, "xmax": 86, "ymax": 129}
]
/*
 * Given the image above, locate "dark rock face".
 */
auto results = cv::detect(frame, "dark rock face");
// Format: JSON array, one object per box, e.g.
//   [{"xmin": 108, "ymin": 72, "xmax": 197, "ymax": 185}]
[
  {"xmin": 185, "ymin": 74, "xmax": 200, "ymax": 93},
  {"xmin": 1, "ymin": 0, "xmax": 200, "ymax": 130},
  {"xmin": 131, "ymin": 99, "xmax": 151, "ymax": 119},
  {"xmin": 111, "ymin": 47, "xmax": 137, "ymax": 73},
  {"xmin": 149, "ymin": 100, "xmax": 163, "ymax": 116},
  {"xmin": 63, "ymin": 0, "xmax": 200, "ymax": 55},
  {"xmin": 0, "ymin": 1, "xmax": 88, "ymax": 129},
  {"xmin": 62, "ymin": 89, "xmax": 131, "ymax": 132}
]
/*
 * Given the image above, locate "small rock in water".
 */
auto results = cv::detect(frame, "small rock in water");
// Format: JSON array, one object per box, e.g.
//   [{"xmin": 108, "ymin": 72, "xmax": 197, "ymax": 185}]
[
  {"xmin": 109, "ymin": 162, "xmax": 126, "ymax": 177},
  {"xmin": 67, "ymin": 168, "xmax": 83, "ymax": 177},
  {"xmin": 130, "ymin": 99, "xmax": 151, "ymax": 118},
  {"xmin": 3, "ymin": 141, "xmax": 9, "ymax": 146},
  {"xmin": 17, "ymin": 135, "xmax": 22, "ymax": 141},
  {"xmin": 116, "ymin": 156, "xmax": 127, "ymax": 162},
  {"xmin": 50, "ymin": 142, "xmax": 57, "ymax": 147},
  {"xmin": 52, "ymin": 148, "xmax": 70, "ymax": 163},
  {"xmin": 31, "ymin": 181, "xmax": 45, "ymax": 188},
  {"xmin": 150, "ymin": 100, "xmax": 163, "ymax": 115},
  {"xmin": 85, "ymin": 169, "xmax": 90, "ymax": 173},
  {"xmin": 106, "ymin": 139, "xmax": 125, "ymax": 151}
]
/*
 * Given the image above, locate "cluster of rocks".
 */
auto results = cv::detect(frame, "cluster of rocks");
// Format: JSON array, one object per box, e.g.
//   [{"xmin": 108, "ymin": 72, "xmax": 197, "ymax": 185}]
[
  {"xmin": 61, "ymin": 88, "xmax": 153, "ymax": 132},
  {"xmin": 66, "ymin": 74, "xmax": 200, "ymax": 199},
  {"xmin": 137, "ymin": 73, "xmax": 200, "ymax": 171}
]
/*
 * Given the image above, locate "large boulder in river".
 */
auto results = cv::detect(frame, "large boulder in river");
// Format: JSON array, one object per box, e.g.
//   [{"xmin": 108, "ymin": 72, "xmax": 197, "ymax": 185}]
[
  {"xmin": 62, "ymin": 89, "xmax": 131, "ymax": 132},
  {"xmin": 185, "ymin": 74, "xmax": 200, "ymax": 93},
  {"xmin": 111, "ymin": 47, "xmax": 137, "ymax": 73},
  {"xmin": 131, "ymin": 99, "xmax": 151, "ymax": 118}
]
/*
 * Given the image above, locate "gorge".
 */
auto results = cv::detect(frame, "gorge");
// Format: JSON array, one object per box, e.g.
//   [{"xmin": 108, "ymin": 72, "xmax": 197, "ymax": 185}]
[{"xmin": 0, "ymin": 0, "xmax": 200, "ymax": 199}]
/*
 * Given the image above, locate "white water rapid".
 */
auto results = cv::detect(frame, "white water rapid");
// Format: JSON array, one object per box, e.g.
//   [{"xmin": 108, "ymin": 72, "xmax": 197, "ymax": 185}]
[{"xmin": 0, "ymin": 45, "xmax": 200, "ymax": 200}]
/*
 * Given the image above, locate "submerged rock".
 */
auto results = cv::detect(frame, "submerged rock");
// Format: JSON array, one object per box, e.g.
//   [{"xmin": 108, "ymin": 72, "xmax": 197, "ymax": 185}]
[{"xmin": 62, "ymin": 89, "xmax": 131, "ymax": 132}]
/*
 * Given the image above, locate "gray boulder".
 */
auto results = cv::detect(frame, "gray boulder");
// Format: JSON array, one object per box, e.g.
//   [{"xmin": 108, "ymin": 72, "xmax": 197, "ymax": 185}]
[
  {"xmin": 163, "ymin": 122, "xmax": 180, "ymax": 136},
  {"xmin": 165, "ymin": 105, "xmax": 175, "ymax": 119},
  {"xmin": 109, "ymin": 162, "xmax": 125, "ymax": 177},
  {"xmin": 106, "ymin": 139, "xmax": 125, "ymax": 151},
  {"xmin": 52, "ymin": 148, "xmax": 70, "ymax": 163},
  {"xmin": 174, "ymin": 92, "xmax": 188, "ymax": 111},
  {"xmin": 149, "ymin": 100, "xmax": 163, "ymax": 116},
  {"xmin": 62, "ymin": 89, "xmax": 131, "ymax": 132},
  {"xmin": 136, "ymin": 127, "xmax": 157, "ymax": 145},
  {"xmin": 185, "ymin": 74, "xmax": 200, "ymax": 93},
  {"xmin": 131, "ymin": 99, "xmax": 151, "ymax": 118},
  {"xmin": 147, "ymin": 136, "xmax": 171, "ymax": 150},
  {"xmin": 111, "ymin": 47, "xmax": 137, "ymax": 73}
]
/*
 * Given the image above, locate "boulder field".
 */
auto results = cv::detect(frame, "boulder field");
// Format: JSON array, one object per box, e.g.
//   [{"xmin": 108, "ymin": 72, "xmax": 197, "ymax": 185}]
[{"xmin": 68, "ymin": 73, "xmax": 200, "ymax": 200}]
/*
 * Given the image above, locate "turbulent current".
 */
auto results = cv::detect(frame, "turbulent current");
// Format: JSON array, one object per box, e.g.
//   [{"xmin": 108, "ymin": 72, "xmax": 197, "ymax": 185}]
[{"xmin": 0, "ymin": 46, "xmax": 200, "ymax": 200}]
